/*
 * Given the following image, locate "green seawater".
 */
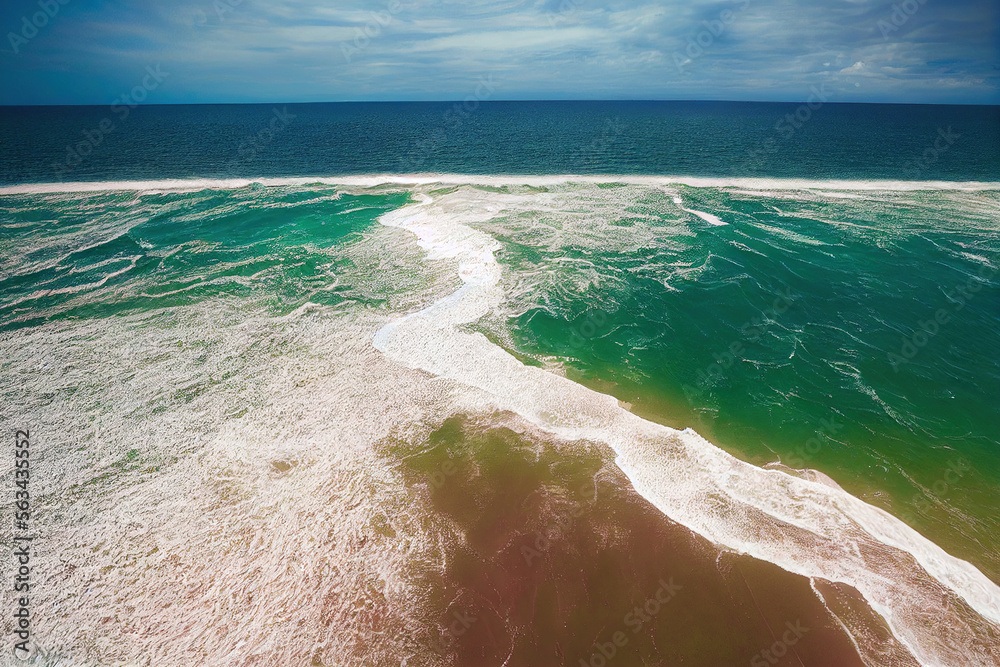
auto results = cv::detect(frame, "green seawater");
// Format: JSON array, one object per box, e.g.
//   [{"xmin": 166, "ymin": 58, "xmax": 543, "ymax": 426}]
[
  {"xmin": 0, "ymin": 186, "xmax": 411, "ymax": 330},
  {"xmin": 480, "ymin": 185, "xmax": 1000, "ymax": 578},
  {"xmin": 3, "ymin": 181, "xmax": 998, "ymax": 586}
]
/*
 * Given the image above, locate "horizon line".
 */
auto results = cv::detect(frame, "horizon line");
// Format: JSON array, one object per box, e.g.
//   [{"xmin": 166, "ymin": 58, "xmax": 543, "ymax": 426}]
[{"xmin": 2, "ymin": 98, "xmax": 998, "ymax": 108}]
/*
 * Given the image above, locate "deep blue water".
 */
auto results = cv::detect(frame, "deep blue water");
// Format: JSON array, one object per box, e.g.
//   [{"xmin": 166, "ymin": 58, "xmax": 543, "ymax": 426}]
[{"xmin": 1, "ymin": 101, "xmax": 997, "ymax": 185}]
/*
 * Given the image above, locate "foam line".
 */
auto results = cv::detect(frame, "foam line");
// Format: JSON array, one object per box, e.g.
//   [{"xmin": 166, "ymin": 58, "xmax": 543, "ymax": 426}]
[
  {"xmin": 372, "ymin": 189, "xmax": 1000, "ymax": 666},
  {"xmin": 673, "ymin": 195, "xmax": 729, "ymax": 226},
  {"xmin": 3, "ymin": 174, "xmax": 1000, "ymax": 196}
]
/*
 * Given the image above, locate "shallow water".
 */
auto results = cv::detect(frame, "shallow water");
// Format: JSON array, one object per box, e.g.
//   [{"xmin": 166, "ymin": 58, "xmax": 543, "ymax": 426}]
[{"xmin": 1, "ymin": 176, "xmax": 998, "ymax": 665}]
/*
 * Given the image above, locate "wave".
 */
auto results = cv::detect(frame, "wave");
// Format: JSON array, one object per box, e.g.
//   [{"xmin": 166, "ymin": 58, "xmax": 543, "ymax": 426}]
[
  {"xmin": 371, "ymin": 187, "xmax": 1000, "ymax": 666},
  {"xmin": 3, "ymin": 174, "xmax": 1000, "ymax": 196},
  {"xmin": 683, "ymin": 208, "xmax": 728, "ymax": 225}
]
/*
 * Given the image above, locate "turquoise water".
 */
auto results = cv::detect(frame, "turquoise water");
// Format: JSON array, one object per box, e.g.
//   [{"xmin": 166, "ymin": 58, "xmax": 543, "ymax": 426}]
[
  {"xmin": 0, "ymin": 184, "xmax": 1000, "ymax": 564},
  {"xmin": 479, "ymin": 185, "xmax": 1000, "ymax": 577},
  {"xmin": 0, "ymin": 187, "xmax": 410, "ymax": 330},
  {"xmin": 2, "ymin": 178, "xmax": 999, "ymax": 665},
  {"xmin": 6, "ymin": 181, "xmax": 995, "ymax": 574}
]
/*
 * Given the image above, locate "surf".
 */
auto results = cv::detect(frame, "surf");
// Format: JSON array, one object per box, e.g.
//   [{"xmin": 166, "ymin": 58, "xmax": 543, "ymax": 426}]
[
  {"xmin": 371, "ymin": 186, "xmax": 1000, "ymax": 666},
  {"xmin": 3, "ymin": 173, "xmax": 1000, "ymax": 196}
]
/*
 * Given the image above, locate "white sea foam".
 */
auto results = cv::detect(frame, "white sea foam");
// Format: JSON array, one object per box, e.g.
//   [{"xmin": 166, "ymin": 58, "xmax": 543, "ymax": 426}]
[
  {"xmin": 5, "ymin": 179, "xmax": 998, "ymax": 665},
  {"xmin": 0, "ymin": 230, "xmax": 491, "ymax": 665},
  {"xmin": 683, "ymin": 207, "xmax": 729, "ymax": 226},
  {"xmin": 671, "ymin": 193, "xmax": 729, "ymax": 226},
  {"xmin": 372, "ymin": 186, "xmax": 1000, "ymax": 666},
  {"xmin": 3, "ymin": 174, "xmax": 1000, "ymax": 196}
]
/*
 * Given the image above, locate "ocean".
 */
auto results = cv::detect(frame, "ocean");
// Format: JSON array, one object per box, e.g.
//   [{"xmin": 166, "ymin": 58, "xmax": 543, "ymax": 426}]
[{"xmin": 1, "ymin": 101, "xmax": 998, "ymax": 666}]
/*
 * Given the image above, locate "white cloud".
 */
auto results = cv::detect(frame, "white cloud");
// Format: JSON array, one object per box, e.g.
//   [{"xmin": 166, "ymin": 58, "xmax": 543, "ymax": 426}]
[
  {"xmin": 2, "ymin": 0, "xmax": 996, "ymax": 103},
  {"xmin": 409, "ymin": 27, "xmax": 608, "ymax": 53}
]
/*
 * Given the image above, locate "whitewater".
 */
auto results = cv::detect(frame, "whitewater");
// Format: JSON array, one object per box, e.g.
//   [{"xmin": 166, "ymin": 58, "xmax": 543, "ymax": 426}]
[
  {"xmin": 4, "ymin": 175, "xmax": 999, "ymax": 665},
  {"xmin": 2, "ymin": 173, "xmax": 1000, "ymax": 197},
  {"xmin": 371, "ymin": 186, "xmax": 1000, "ymax": 667}
]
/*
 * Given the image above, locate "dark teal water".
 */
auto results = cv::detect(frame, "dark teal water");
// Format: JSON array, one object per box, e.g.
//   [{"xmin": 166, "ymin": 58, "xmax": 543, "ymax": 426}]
[{"xmin": 0, "ymin": 101, "xmax": 997, "ymax": 184}]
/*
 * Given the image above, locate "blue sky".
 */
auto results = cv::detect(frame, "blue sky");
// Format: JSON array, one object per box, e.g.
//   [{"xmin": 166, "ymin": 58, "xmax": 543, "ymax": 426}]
[{"xmin": 1, "ymin": 0, "xmax": 997, "ymax": 104}]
